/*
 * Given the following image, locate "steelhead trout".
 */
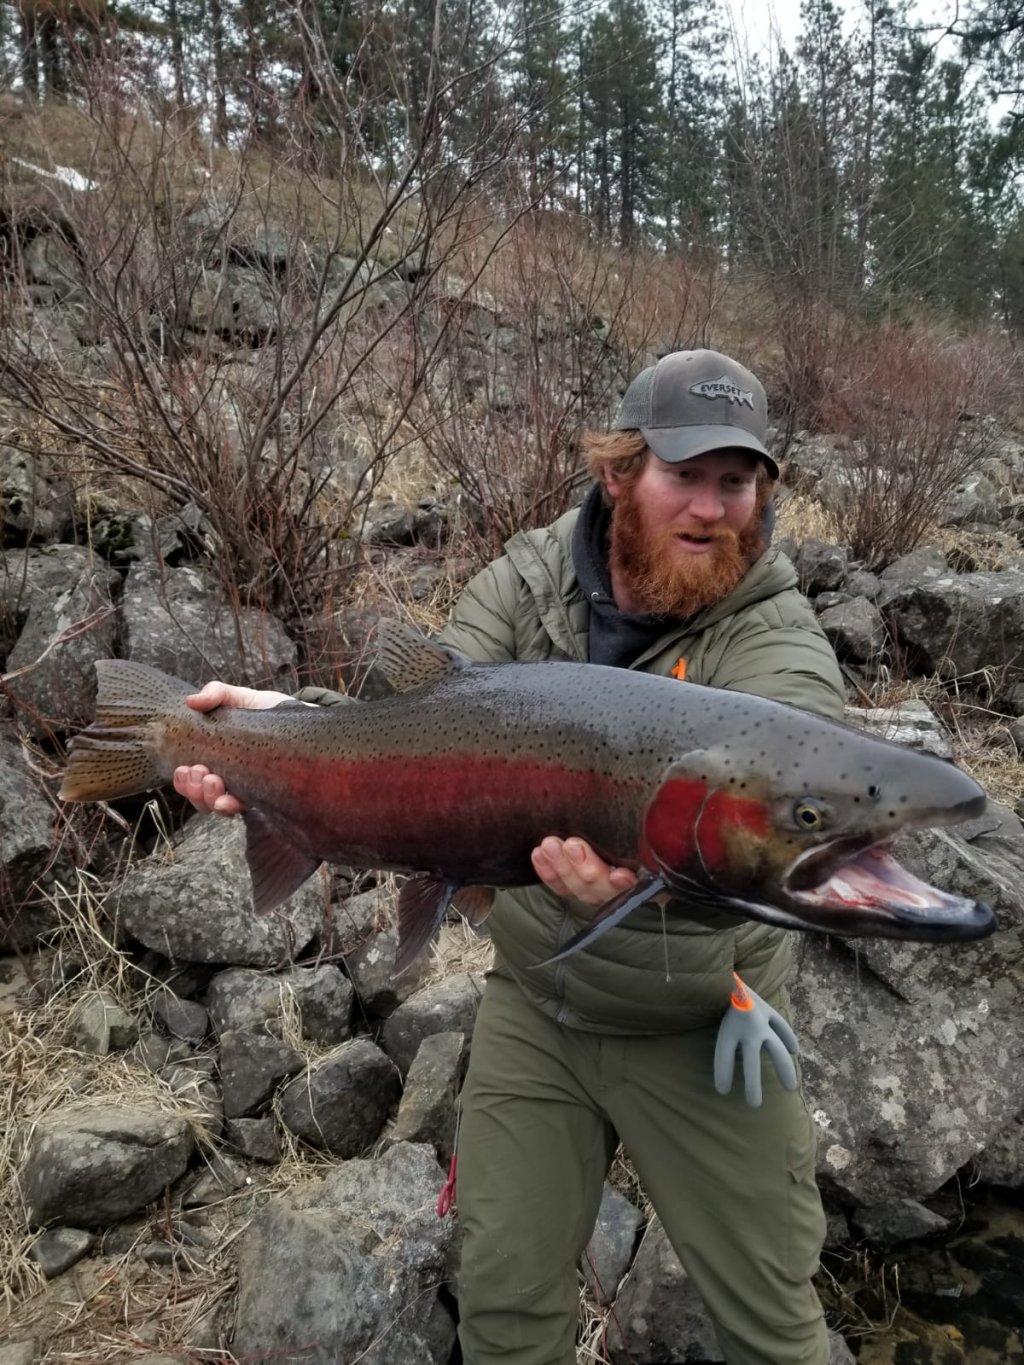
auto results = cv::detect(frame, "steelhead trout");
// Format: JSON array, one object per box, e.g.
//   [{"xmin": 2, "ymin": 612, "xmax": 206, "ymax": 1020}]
[{"xmin": 60, "ymin": 622, "xmax": 996, "ymax": 972}]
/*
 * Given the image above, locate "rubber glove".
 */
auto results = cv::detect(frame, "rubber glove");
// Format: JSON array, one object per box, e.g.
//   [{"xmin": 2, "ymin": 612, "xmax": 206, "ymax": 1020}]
[{"xmin": 713, "ymin": 972, "xmax": 799, "ymax": 1108}]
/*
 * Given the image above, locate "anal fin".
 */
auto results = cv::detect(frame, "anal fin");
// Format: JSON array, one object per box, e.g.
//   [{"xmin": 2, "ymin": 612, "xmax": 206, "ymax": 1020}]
[
  {"xmin": 395, "ymin": 875, "xmax": 458, "ymax": 975},
  {"xmin": 243, "ymin": 809, "xmax": 322, "ymax": 915}
]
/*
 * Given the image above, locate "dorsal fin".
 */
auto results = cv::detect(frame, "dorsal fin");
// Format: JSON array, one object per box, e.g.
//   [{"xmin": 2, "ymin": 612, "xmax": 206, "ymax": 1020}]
[{"xmin": 376, "ymin": 619, "xmax": 466, "ymax": 693}]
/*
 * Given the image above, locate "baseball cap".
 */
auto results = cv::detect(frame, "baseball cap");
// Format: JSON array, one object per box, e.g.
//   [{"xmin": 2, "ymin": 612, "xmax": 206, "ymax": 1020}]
[{"xmin": 613, "ymin": 349, "xmax": 779, "ymax": 479}]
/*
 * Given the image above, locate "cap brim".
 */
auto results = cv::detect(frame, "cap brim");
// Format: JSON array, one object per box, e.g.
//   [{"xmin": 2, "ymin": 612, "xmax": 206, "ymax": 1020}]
[{"xmin": 641, "ymin": 425, "xmax": 779, "ymax": 480}]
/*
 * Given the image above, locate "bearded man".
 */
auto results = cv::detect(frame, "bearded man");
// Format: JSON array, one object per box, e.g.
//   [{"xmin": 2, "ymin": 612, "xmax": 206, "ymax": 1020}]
[{"xmin": 174, "ymin": 349, "xmax": 847, "ymax": 1365}]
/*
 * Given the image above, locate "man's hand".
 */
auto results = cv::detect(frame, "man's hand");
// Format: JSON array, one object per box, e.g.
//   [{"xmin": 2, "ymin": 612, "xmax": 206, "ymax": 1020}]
[
  {"xmin": 531, "ymin": 836, "xmax": 638, "ymax": 907},
  {"xmin": 171, "ymin": 682, "xmax": 291, "ymax": 817}
]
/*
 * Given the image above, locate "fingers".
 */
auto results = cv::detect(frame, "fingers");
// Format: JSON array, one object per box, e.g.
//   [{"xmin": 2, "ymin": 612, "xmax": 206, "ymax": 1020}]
[
  {"xmin": 185, "ymin": 682, "xmax": 293, "ymax": 712},
  {"xmin": 531, "ymin": 836, "xmax": 637, "ymax": 908},
  {"xmin": 172, "ymin": 764, "xmax": 246, "ymax": 816}
]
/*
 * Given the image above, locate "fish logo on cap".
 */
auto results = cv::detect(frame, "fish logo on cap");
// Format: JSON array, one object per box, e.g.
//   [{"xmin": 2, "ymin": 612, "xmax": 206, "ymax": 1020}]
[{"xmin": 689, "ymin": 376, "xmax": 755, "ymax": 409}]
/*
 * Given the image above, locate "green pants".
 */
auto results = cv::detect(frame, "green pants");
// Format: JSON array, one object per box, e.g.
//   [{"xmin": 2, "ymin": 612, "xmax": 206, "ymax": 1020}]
[{"xmin": 456, "ymin": 973, "xmax": 828, "ymax": 1365}]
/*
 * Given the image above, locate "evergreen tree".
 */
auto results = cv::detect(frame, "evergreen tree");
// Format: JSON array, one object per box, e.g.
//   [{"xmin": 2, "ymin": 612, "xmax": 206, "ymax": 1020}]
[{"xmin": 582, "ymin": 0, "xmax": 662, "ymax": 242}]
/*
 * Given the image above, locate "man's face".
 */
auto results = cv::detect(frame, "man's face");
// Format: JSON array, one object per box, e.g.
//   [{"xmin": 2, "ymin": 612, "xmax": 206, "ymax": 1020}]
[{"xmin": 605, "ymin": 449, "xmax": 766, "ymax": 617}]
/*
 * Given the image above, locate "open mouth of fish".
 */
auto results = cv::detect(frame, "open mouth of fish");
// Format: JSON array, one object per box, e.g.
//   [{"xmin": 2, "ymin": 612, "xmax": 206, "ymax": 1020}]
[{"xmin": 780, "ymin": 837, "xmax": 996, "ymax": 940}]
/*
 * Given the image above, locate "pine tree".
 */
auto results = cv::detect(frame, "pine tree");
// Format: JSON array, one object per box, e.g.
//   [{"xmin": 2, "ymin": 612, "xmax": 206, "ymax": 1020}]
[{"xmin": 582, "ymin": 0, "xmax": 662, "ymax": 242}]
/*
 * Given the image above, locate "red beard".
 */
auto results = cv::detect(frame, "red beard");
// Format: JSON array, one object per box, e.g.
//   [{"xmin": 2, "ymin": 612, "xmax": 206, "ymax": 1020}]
[{"xmin": 610, "ymin": 483, "xmax": 766, "ymax": 618}]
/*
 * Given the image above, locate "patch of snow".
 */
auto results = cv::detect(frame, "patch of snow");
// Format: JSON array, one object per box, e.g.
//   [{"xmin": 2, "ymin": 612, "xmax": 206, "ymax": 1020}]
[{"xmin": 13, "ymin": 157, "xmax": 97, "ymax": 193}]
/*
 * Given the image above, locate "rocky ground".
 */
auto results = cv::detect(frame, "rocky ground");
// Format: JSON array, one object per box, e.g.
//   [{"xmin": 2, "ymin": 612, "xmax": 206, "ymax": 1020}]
[{"xmin": 2, "ymin": 186, "xmax": 1024, "ymax": 1364}]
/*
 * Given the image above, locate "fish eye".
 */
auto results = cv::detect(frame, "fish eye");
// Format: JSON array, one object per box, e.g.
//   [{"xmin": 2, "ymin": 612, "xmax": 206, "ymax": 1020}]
[{"xmin": 794, "ymin": 799, "xmax": 827, "ymax": 830}]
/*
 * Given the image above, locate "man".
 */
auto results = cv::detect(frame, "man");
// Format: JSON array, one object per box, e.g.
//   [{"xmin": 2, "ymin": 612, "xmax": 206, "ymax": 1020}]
[{"xmin": 175, "ymin": 349, "xmax": 846, "ymax": 1365}]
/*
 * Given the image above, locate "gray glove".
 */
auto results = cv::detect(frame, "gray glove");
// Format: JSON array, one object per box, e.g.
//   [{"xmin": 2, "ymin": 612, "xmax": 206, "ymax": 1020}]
[{"xmin": 713, "ymin": 973, "xmax": 799, "ymax": 1108}]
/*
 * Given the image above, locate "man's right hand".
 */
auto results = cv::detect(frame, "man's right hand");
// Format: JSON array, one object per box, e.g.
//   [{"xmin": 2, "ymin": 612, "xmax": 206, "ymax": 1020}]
[{"xmin": 172, "ymin": 681, "xmax": 291, "ymax": 817}]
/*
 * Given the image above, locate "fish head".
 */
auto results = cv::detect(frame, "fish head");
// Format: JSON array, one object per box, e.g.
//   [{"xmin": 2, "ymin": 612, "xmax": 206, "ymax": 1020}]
[{"xmin": 641, "ymin": 727, "xmax": 995, "ymax": 941}]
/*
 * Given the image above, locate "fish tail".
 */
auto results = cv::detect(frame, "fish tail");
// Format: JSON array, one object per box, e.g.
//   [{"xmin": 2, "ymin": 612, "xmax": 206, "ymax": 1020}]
[{"xmin": 59, "ymin": 660, "xmax": 194, "ymax": 802}]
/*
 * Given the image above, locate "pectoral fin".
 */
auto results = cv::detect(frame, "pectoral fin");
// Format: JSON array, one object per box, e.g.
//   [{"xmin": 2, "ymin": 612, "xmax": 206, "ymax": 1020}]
[
  {"xmin": 243, "ymin": 810, "xmax": 322, "ymax": 914},
  {"xmin": 537, "ymin": 874, "xmax": 668, "ymax": 966}
]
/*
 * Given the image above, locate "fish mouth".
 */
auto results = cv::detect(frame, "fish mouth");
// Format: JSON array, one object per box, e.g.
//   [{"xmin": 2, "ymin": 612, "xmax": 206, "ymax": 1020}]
[{"xmin": 782, "ymin": 839, "xmax": 996, "ymax": 941}]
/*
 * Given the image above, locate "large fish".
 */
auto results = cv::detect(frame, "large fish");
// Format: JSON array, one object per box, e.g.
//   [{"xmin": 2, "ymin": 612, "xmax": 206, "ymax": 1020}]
[{"xmin": 60, "ymin": 622, "xmax": 996, "ymax": 972}]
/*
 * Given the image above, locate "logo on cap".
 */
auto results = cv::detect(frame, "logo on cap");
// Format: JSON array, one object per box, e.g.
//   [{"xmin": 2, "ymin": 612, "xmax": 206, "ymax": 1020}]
[{"xmin": 689, "ymin": 376, "xmax": 755, "ymax": 409}]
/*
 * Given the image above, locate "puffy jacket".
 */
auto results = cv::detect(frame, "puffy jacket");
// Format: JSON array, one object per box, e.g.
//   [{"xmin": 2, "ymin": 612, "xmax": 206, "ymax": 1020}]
[{"xmin": 436, "ymin": 505, "xmax": 846, "ymax": 1035}]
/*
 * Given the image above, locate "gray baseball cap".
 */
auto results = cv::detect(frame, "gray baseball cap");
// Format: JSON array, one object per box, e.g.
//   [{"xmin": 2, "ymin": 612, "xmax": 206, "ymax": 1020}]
[{"xmin": 613, "ymin": 349, "xmax": 779, "ymax": 479}]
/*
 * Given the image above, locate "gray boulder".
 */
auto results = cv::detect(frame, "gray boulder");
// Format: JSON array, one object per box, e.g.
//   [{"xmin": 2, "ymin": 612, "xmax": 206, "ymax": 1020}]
[
  {"xmin": 110, "ymin": 817, "xmax": 324, "ymax": 967},
  {"xmin": 219, "ymin": 1028, "xmax": 305, "ymax": 1117},
  {"xmin": 818, "ymin": 596, "xmax": 888, "ymax": 663},
  {"xmin": 583, "ymin": 1183, "xmax": 643, "ymax": 1306},
  {"xmin": 202, "ymin": 962, "xmax": 353, "ymax": 1041},
  {"xmin": 381, "ymin": 972, "xmax": 486, "ymax": 1075},
  {"xmin": 232, "ymin": 1142, "xmax": 455, "ymax": 1365},
  {"xmin": 973, "ymin": 1110, "xmax": 1024, "ymax": 1188},
  {"xmin": 20, "ymin": 1104, "xmax": 193, "ymax": 1227},
  {"xmin": 1, "ymin": 545, "xmax": 118, "ymax": 733},
  {"xmin": 384, "ymin": 1031, "xmax": 464, "ymax": 1160},
  {"xmin": 121, "ymin": 559, "xmax": 297, "ymax": 688},
  {"xmin": 878, "ymin": 566, "xmax": 1024, "ymax": 679},
  {"xmin": 279, "ymin": 1038, "xmax": 401, "ymax": 1155},
  {"xmin": 846, "ymin": 698, "xmax": 954, "ymax": 759},
  {"xmin": 607, "ymin": 1218, "xmax": 724, "ymax": 1362},
  {"xmin": 793, "ymin": 805, "xmax": 1024, "ymax": 1203},
  {"xmin": 344, "ymin": 925, "xmax": 430, "ymax": 1016},
  {"xmin": 0, "ymin": 448, "xmax": 76, "ymax": 543},
  {"xmin": 0, "ymin": 722, "xmax": 75, "ymax": 947},
  {"xmin": 28, "ymin": 1226, "xmax": 95, "ymax": 1278},
  {"xmin": 850, "ymin": 1198, "xmax": 950, "ymax": 1249}
]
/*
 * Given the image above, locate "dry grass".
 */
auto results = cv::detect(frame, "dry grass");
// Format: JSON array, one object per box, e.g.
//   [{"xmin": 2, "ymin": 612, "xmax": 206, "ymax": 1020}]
[{"xmin": 774, "ymin": 490, "xmax": 845, "ymax": 547}]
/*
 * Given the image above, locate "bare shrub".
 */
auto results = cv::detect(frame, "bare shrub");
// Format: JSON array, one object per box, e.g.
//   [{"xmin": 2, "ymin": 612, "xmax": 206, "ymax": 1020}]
[
  {"xmin": 406, "ymin": 214, "xmax": 722, "ymax": 565},
  {"xmin": 812, "ymin": 323, "xmax": 1013, "ymax": 567},
  {"xmin": 0, "ymin": 20, "xmax": 531, "ymax": 663}
]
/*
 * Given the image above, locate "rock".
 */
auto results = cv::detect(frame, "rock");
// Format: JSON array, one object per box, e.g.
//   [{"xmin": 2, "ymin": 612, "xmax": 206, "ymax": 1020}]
[
  {"xmin": 1, "ymin": 545, "xmax": 119, "ymax": 734},
  {"xmin": 219, "ymin": 1029, "xmax": 305, "ymax": 1117},
  {"xmin": 224, "ymin": 1116, "xmax": 281, "ymax": 1164},
  {"xmin": 583, "ymin": 1184, "xmax": 643, "ymax": 1306},
  {"xmin": 845, "ymin": 568, "xmax": 881, "ymax": 600},
  {"xmin": 850, "ymin": 1198, "xmax": 950, "ymax": 1249},
  {"xmin": 130, "ymin": 1030, "xmax": 193, "ymax": 1073},
  {"xmin": 846, "ymin": 698, "xmax": 955, "ymax": 759},
  {"xmin": 344, "ymin": 926, "xmax": 430, "ymax": 1016},
  {"xmin": 232, "ymin": 1142, "xmax": 455, "ymax": 1365},
  {"xmin": 384, "ymin": 1031, "xmax": 464, "ymax": 1160},
  {"xmin": 182, "ymin": 1152, "xmax": 249, "ymax": 1206},
  {"xmin": 278, "ymin": 1039, "xmax": 401, "ymax": 1156},
  {"xmin": 203, "ymin": 963, "xmax": 353, "ymax": 1042},
  {"xmin": 68, "ymin": 990, "xmax": 138, "ymax": 1054},
  {"xmin": 792, "ymin": 804, "xmax": 1024, "ymax": 1204},
  {"xmin": 879, "ymin": 546, "xmax": 951, "ymax": 583},
  {"xmin": 28, "ymin": 1226, "xmax": 95, "ymax": 1277},
  {"xmin": 21, "ymin": 1104, "xmax": 194, "ymax": 1228},
  {"xmin": 0, "ymin": 448, "xmax": 75, "ymax": 544},
  {"xmin": 121, "ymin": 559, "xmax": 297, "ymax": 688},
  {"xmin": 939, "ymin": 470, "xmax": 1001, "ymax": 527},
  {"xmin": 606, "ymin": 1218, "xmax": 724, "ymax": 1362},
  {"xmin": 0, "ymin": 1343, "xmax": 38, "ymax": 1365},
  {"xmin": 974, "ymin": 1110, "xmax": 1024, "ymax": 1188},
  {"xmin": 0, "ymin": 722, "xmax": 75, "ymax": 947},
  {"xmin": 325, "ymin": 886, "xmax": 390, "ymax": 953},
  {"xmin": 818, "ymin": 595, "xmax": 888, "ymax": 663},
  {"xmin": 150, "ymin": 990, "xmax": 209, "ymax": 1044},
  {"xmin": 157, "ymin": 1057, "xmax": 224, "ymax": 1136},
  {"xmin": 381, "ymin": 973, "xmax": 486, "ymax": 1076},
  {"xmin": 879, "ymin": 567, "xmax": 1024, "ymax": 679},
  {"xmin": 828, "ymin": 1330, "xmax": 856, "ymax": 1364},
  {"xmin": 111, "ymin": 818, "xmax": 325, "ymax": 967},
  {"xmin": 796, "ymin": 538, "xmax": 850, "ymax": 595}
]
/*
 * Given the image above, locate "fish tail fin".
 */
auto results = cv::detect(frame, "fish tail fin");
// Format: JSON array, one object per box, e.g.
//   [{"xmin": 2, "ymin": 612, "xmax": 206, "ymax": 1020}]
[{"xmin": 60, "ymin": 659, "xmax": 194, "ymax": 802}]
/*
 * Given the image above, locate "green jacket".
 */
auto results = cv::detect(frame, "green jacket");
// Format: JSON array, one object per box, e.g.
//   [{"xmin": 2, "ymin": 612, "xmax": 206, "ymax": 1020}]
[{"xmin": 436, "ymin": 505, "xmax": 847, "ymax": 1035}]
